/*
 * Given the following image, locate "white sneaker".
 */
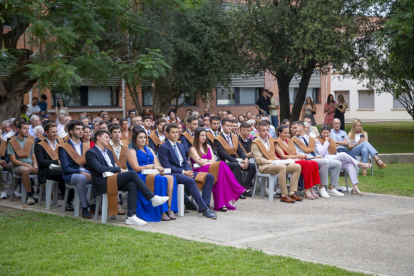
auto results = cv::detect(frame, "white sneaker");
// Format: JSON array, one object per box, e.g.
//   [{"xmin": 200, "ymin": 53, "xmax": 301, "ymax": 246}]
[
  {"xmin": 13, "ymin": 190, "xmax": 22, "ymax": 198},
  {"xmin": 1, "ymin": 190, "xmax": 7, "ymax": 199},
  {"xmin": 126, "ymin": 215, "xmax": 147, "ymax": 226},
  {"xmin": 266, "ymin": 188, "xmax": 277, "ymax": 197},
  {"xmin": 319, "ymin": 187, "xmax": 330, "ymax": 198},
  {"xmin": 276, "ymin": 189, "xmax": 281, "ymax": 194},
  {"xmin": 327, "ymin": 188, "xmax": 344, "ymax": 197},
  {"xmin": 27, "ymin": 197, "xmax": 35, "ymax": 205},
  {"xmin": 151, "ymin": 195, "xmax": 169, "ymax": 207}
]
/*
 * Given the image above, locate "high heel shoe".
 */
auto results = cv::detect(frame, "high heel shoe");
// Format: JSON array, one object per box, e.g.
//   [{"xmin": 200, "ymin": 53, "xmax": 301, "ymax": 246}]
[
  {"xmin": 375, "ymin": 158, "xmax": 387, "ymax": 169},
  {"xmin": 311, "ymin": 192, "xmax": 319, "ymax": 199},
  {"xmin": 351, "ymin": 189, "xmax": 363, "ymax": 196},
  {"xmin": 304, "ymin": 193, "xmax": 315, "ymax": 200}
]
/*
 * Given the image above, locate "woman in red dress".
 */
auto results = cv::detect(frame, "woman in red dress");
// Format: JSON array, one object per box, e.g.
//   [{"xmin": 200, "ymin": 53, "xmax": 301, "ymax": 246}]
[{"xmin": 275, "ymin": 124, "xmax": 321, "ymax": 200}]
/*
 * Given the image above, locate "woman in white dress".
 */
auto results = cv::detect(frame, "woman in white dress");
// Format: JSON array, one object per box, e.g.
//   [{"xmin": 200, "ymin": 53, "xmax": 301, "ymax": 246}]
[
  {"xmin": 315, "ymin": 125, "xmax": 371, "ymax": 195},
  {"xmin": 55, "ymin": 98, "xmax": 69, "ymax": 122}
]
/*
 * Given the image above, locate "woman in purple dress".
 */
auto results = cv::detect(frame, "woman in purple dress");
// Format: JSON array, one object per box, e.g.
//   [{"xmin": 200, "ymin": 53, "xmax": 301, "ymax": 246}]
[{"xmin": 188, "ymin": 127, "xmax": 246, "ymax": 212}]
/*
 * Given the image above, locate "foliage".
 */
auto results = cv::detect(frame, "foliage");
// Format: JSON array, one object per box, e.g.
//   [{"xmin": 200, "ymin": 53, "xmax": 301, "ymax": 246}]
[
  {"xmin": 227, "ymin": 0, "xmax": 379, "ymax": 121},
  {"xmin": 357, "ymin": 0, "xmax": 414, "ymax": 119},
  {"xmin": 0, "ymin": 206, "xmax": 365, "ymax": 275}
]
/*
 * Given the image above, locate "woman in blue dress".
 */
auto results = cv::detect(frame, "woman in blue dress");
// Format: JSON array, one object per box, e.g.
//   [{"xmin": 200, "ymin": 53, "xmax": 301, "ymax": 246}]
[{"xmin": 126, "ymin": 128, "xmax": 178, "ymax": 222}]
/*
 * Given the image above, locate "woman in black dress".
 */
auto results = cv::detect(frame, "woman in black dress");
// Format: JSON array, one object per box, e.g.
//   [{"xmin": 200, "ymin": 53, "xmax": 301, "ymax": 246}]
[{"xmin": 334, "ymin": 94, "xmax": 347, "ymax": 130}]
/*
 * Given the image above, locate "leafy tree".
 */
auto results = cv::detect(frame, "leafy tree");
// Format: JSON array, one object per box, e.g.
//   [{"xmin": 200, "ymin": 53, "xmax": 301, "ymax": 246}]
[
  {"xmin": 0, "ymin": 0, "xmax": 169, "ymax": 120},
  {"xmin": 228, "ymin": 0, "xmax": 378, "ymax": 121},
  {"xmin": 358, "ymin": 0, "xmax": 414, "ymax": 119}
]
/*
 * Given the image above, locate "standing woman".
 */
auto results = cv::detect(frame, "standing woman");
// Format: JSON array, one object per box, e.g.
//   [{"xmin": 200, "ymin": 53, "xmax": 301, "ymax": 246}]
[
  {"xmin": 301, "ymin": 97, "xmax": 317, "ymax": 126},
  {"xmin": 275, "ymin": 124, "xmax": 321, "ymax": 199},
  {"xmin": 119, "ymin": 118, "xmax": 129, "ymax": 141},
  {"xmin": 324, "ymin": 94, "xmax": 336, "ymax": 128},
  {"xmin": 188, "ymin": 127, "xmax": 246, "ymax": 211},
  {"xmin": 334, "ymin": 95, "xmax": 347, "ymax": 131},
  {"xmin": 126, "ymin": 128, "xmax": 177, "ymax": 221},
  {"xmin": 348, "ymin": 119, "xmax": 387, "ymax": 174},
  {"xmin": 55, "ymin": 98, "xmax": 69, "ymax": 122}
]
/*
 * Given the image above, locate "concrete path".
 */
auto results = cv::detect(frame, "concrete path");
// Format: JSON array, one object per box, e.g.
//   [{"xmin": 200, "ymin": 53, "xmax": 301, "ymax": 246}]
[{"xmin": 1, "ymin": 191, "xmax": 413, "ymax": 276}]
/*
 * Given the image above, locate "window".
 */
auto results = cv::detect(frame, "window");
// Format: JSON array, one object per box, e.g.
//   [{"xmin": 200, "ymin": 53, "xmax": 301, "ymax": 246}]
[
  {"xmin": 216, "ymin": 87, "xmax": 260, "ymax": 106},
  {"xmin": 142, "ymin": 87, "xmax": 196, "ymax": 107},
  {"xmin": 335, "ymin": 91, "xmax": 350, "ymax": 109},
  {"xmin": 52, "ymin": 86, "xmax": 119, "ymax": 107},
  {"xmin": 289, "ymin": 88, "xmax": 320, "ymax": 104},
  {"xmin": 358, "ymin": 90, "xmax": 375, "ymax": 109},
  {"xmin": 393, "ymin": 94, "xmax": 406, "ymax": 109}
]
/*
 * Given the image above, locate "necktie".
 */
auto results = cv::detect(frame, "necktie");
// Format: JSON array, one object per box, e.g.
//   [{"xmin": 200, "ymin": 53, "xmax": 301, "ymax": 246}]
[
  {"xmin": 173, "ymin": 144, "xmax": 181, "ymax": 163},
  {"xmin": 214, "ymin": 132, "xmax": 217, "ymax": 137},
  {"xmin": 302, "ymin": 137, "xmax": 316, "ymax": 156}
]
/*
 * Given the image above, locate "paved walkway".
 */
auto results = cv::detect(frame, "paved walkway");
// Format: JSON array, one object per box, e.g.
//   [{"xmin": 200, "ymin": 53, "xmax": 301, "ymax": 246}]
[{"xmin": 1, "ymin": 191, "xmax": 413, "ymax": 276}]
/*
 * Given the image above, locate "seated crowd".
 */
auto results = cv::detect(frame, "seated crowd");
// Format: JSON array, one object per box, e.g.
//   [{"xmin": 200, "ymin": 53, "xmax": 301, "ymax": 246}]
[{"xmin": 0, "ymin": 101, "xmax": 387, "ymax": 226}]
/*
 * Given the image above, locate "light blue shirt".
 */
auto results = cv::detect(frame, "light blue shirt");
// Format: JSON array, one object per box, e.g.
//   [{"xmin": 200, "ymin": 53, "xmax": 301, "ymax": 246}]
[
  {"xmin": 269, "ymin": 125, "xmax": 276, "ymax": 139},
  {"xmin": 95, "ymin": 145, "xmax": 115, "ymax": 167},
  {"xmin": 330, "ymin": 129, "xmax": 350, "ymax": 150}
]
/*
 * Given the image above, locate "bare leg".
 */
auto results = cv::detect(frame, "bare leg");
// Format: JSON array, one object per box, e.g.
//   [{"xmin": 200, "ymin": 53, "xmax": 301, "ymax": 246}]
[
  {"xmin": 164, "ymin": 175, "xmax": 174, "ymax": 210},
  {"xmin": 20, "ymin": 167, "xmax": 32, "ymax": 193}
]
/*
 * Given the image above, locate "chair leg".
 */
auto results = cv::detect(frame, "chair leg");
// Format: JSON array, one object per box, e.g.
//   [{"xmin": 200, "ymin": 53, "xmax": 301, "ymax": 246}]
[
  {"xmin": 268, "ymin": 176, "xmax": 275, "ymax": 202},
  {"xmin": 252, "ymin": 177, "xmax": 258, "ymax": 199},
  {"xmin": 46, "ymin": 181, "xmax": 52, "ymax": 209},
  {"xmin": 52, "ymin": 182, "xmax": 58, "ymax": 205},
  {"xmin": 260, "ymin": 178, "xmax": 266, "ymax": 198},
  {"xmin": 177, "ymin": 184, "xmax": 184, "ymax": 217},
  {"xmin": 62, "ymin": 187, "xmax": 70, "ymax": 212},
  {"xmin": 73, "ymin": 190, "xmax": 80, "ymax": 217},
  {"xmin": 101, "ymin": 194, "xmax": 108, "ymax": 224},
  {"xmin": 95, "ymin": 195, "xmax": 102, "ymax": 220}
]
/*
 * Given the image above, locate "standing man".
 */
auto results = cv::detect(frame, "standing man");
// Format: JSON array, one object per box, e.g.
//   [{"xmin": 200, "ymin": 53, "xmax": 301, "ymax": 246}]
[
  {"xmin": 26, "ymin": 97, "xmax": 41, "ymax": 117},
  {"xmin": 7, "ymin": 121, "xmax": 38, "ymax": 205},
  {"xmin": 148, "ymin": 118, "xmax": 167, "ymax": 154},
  {"xmin": 268, "ymin": 91, "xmax": 279, "ymax": 128},
  {"xmin": 251, "ymin": 121, "xmax": 302, "ymax": 202},
  {"xmin": 291, "ymin": 121, "xmax": 343, "ymax": 197},
  {"xmin": 158, "ymin": 124, "xmax": 216, "ymax": 219},
  {"xmin": 331, "ymin": 118, "xmax": 355, "ymax": 158},
  {"xmin": 58, "ymin": 121, "xmax": 92, "ymax": 218},
  {"xmin": 37, "ymin": 94, "xmax": 48, "ymax": 116},
  {"xmin": 180, "ymin": 115, "xmax": 198, "ymax": 157},
  {"xmin": 214, "ymin": 118, "xmax": 256, "ymax": 198},
  {"xmin": 255, "ymin": 90, "xmax": 271, "ymax": 115}
]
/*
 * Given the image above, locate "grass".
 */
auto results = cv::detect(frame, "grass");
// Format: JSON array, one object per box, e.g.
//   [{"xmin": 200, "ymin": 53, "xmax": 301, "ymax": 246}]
[
  {"xmin": 317, "ymin": 122, "xmax": 414, "ymax": 153},
  {"xmin": 338, "ymin": 163, "xmax": 414, "ymax": 197},
  {"xmin": 0, "ymin": 207, "xmax": 365, "ymax": 276}
]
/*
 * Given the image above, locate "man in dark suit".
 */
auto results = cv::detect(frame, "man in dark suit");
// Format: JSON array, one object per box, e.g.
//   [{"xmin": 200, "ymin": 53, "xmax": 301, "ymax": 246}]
[
  {"xmin": 85, "ymin": 129, "xmax": 169, "ymax": 226},
  {"xmin": 148, "ymin": 118, "xmax": 167, "ymax": 154},
  {"xmin": 58, "ymin": 121, "xmax": 93, "ymax": 218},
  {"xmin": 35, "ymin": 122, "xmax": 74, "ymax": 211},
  {"xmin": 179, "ymin": 115, "xmax": 198, "ymax": 157},
  {"xmin": 158, "ymin": 123, "xmax": 216, "ymax": 219},
  {"xmin": 214, "ymin": 118, "xmax": 256, "ymax": 197}
]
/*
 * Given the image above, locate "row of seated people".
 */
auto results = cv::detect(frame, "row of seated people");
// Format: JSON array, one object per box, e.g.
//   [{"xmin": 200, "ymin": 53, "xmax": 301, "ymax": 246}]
[{"xmin": 302, "ymin": 117, "xmax": 387, "ymax": 176}]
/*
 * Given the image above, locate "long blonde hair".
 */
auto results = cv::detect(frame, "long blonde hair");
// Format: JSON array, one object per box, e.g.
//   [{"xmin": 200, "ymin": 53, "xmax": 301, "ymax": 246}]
[{"xmin": 348, "ymin": 119, "xmax": 367, "ymax": 143}]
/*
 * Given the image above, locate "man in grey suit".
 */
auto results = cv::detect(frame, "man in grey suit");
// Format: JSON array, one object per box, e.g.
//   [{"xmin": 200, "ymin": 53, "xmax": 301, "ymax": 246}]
[{"xmin": 291, "ymin": 121, "xmax": 343, "ymax": 198}]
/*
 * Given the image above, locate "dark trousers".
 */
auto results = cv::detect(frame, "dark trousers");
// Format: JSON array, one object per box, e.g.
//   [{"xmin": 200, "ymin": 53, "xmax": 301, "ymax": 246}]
[
  {"xmin": 226, "ymin": 162, "xmax": 256, "ymax": 189},
  {"xmin": 173, "ymin": 172, "xmax": 214, "ymax": 211},
  {"xmin": 337, "ymin": 148, "xmax": 356, "ymax": 160},
  {"xmin": 117, "ymin": 171, "xmax": 154, "ymax": 217}
]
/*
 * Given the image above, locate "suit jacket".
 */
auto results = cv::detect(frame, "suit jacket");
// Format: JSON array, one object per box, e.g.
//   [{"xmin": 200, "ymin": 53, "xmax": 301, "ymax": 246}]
[
  {"xmin": 250, "ymin": 142, "xmax": 274, "ymax": 174},
  {"xmin": 34, "ymin": 139, "xmax": 61, "ymax": 184},
  {"xmin": 85, "ymin": 146, "xmax": 121, "ymax": 197},
  {"xmin": 214, "ymin": 133, "xmax": 247, "ymax": 163},
  {"xmin": 158, "ymin": 140, "xmax": 191, "ymax": 174},
  {"xmin": 148, "ymin": 131, "xmax": 163, "ymax": 154},
  {"xmin": 58, "ymin": 139, "xmax": 89, "ymax": 184},
  {"xmin": 179, "ymin": 130, "xmax": 193, "ymax": 157}
]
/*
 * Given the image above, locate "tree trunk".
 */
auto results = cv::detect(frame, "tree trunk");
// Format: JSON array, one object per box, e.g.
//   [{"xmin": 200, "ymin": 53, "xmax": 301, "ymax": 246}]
[
  {"xmin": 276, "ymin": 71, "xmax": 294, "ymax": 122},
  {"xmin": 152, "ymin": 78, "xmax": 175, "ymax": 117},
  {"xmin": 290, "ymin": 67, "xmax": 314, "ymax": 121},
  {"xmin": 0, "ymin": 90, "xmax": 27, "ymax": 121}
]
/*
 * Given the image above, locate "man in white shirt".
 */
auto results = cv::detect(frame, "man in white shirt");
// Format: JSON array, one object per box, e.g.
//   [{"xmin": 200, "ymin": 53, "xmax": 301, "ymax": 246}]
[
  {"xmin": 291, "ymin": 121, "xmax": 343, "ymax": 197},
  {"xmin": 26, "ymin": 97, "xmax": 41, "ymax": 117},
  {"xmin": 28, "ymin": 115, "xmax": 41, "ymax": 137}
]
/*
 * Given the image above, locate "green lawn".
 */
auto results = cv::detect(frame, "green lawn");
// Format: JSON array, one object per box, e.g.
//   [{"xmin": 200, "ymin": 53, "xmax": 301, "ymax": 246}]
[
  {"xmin": 0, "ymin": 207, "xmax": 365, "ymax": 276},
  {"xmin": 318, "ymin": 122, "xmax": 414, "ymax": 153},
  {"xmin": 338, "ymin": 163, "xmax": 414, "ymax": 197}
]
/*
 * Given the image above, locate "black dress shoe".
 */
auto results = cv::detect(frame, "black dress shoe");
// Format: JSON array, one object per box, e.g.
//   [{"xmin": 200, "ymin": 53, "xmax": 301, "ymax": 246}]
[
  {"xmin": 244, "ymin": 191, "xmax": 253, "ymax": 197},
  {"xmin": 202, "ymin": 208, "xmax": 217, "ymax": 219},
  {"xmin": 89, "ymin": 204, "xmax": 96, "ymax": 214},
  {"xmin": 240, "ymin": 194, "xmax": 246, "ymax": 199},
  {"xmin": 65, "ymin": 202, "xmax": 74, "ymax": 211},
  {"xmin": 185, "ymin": 201, "xmax": 197, "ymax": 211},
  {"xmin": 119, "ymin": 194, "xmax": 123, "ymax": 205},
  {"xmin": 198, "ymin": 207, "xmax": 217, "ymax": 214},
  {"xmin": 82, "ymin": 208, "xmax": 92, "ymax": 219}
]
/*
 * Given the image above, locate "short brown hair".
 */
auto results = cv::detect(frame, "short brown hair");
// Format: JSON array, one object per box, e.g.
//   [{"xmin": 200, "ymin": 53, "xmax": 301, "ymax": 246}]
[
  {"xmin": 165, "ymin": 123, "xmax": 179, "ymax": 133},
  {"xmin": 93, "ymin": 129, "xmax": 111, "ymax": 143},
  {"xmin": 109, "ymin": 124, "xmax": 121, "ymax": 134},
  {"xmin": 44, "ymin": 122, "xmax": 57, "ymax": 132}
]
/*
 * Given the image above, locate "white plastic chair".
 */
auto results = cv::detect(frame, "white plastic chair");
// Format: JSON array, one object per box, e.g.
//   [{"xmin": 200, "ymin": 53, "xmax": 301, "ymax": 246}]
[
  {"xmin": 252, "ymin": 159, "xmax": 278, "ymax": 202},
  {"xmin": 11, "ymin": 167, "xmax": 38, "ymax": 203},
  {"xmin": 62, "ymin": 183, "xmax": 92, "ymax": 216},
  {"xmin": 38, "ymin": 180, "xmax": 59, "ymax": 209},
  {"xmin": 355, "ymin": 155, "xmax": 374, "ymax": 175},
  {"xmin": 2, "ymin": 171, "xmax": 12, "ymax": 186}
]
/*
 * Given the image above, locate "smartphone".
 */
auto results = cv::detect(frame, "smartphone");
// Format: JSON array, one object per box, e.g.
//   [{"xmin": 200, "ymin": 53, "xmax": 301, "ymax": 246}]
[
  {"xmin": 341, "ymin": 136, "xmax": 345, "ymax": 138},
  {"xmin": 360, "ymin": 134, "xmax": 365, "ymax": 138}
]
